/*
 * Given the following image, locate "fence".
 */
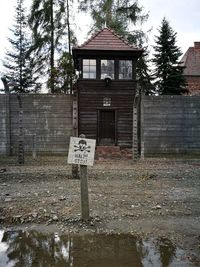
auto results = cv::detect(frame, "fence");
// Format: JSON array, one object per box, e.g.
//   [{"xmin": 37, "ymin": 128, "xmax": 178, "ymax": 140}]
[
  {"xmin": 0, "ymin": 94, "xmax": 73, "ymax": 155},
  {"xmin": 1, "ymin": 94, "xmax": 200, "ymax": 157},
  {"xmin": 140, "ymin": 95, "xmax": 200, "ymax": 156}
]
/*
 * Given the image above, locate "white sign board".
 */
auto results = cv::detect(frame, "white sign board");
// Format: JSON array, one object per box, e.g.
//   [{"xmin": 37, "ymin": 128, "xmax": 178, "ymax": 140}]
[{"xmin": 68, "ymin": 137, "xmax": 96, "ymax": 166}]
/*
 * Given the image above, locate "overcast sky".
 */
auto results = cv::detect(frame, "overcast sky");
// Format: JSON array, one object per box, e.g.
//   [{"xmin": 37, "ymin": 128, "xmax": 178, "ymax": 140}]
[
  {"xmin": 0, "ymin": 0, "xmax": 199, "ymax": 88},
  {"xmin": 140, "ymin": 0, "xmax": 200, "ymax": 52}
]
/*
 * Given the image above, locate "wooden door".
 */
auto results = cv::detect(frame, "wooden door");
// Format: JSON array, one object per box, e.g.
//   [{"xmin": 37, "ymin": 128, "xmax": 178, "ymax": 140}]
[{"xmin": 98, "ymin": 110, "xmax": 116, "ymax": 145}]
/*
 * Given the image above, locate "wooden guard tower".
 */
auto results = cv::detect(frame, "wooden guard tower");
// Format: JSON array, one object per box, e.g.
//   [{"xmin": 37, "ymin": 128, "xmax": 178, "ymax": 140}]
[{"xmin": 73, "ymin": 27, "xmax": 143, "ymax": 149}]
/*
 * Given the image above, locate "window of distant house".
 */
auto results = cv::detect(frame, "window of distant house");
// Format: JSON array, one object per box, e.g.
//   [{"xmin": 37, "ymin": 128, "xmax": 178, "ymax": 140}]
[
  {"xmin": 101, "ymin": 60, "xmax": 115, "ymax": 79},
  {"xmin": 82, "ymin": 59, "xmax": 96, "ymax": 79},
  {"xmin": 119, "ymin": 60, "xmax": 132, "ymax": 79}
]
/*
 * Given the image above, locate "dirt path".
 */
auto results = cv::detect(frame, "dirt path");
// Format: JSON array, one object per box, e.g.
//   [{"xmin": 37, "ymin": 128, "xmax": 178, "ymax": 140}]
[{"xmin": 0, "ymin": 156, "xmax": 200, "ymax": 265}]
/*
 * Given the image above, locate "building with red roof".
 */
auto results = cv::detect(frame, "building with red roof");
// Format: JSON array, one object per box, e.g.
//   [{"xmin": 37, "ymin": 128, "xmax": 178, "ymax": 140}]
[{"xmin": 181, "ymin": 42, "xmax": 200, "ymax": 95}]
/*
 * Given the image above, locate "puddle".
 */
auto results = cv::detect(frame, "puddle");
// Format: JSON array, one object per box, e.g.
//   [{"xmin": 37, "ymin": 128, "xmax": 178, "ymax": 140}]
[{"xmin": 0, "ymin": 230, "xmax": 193, "ymax": 267}]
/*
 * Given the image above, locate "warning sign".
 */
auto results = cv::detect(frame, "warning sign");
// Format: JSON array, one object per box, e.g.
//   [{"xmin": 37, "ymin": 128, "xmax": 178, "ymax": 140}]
[{"xmin": 67, "ymin": 137, "xmax": 96, "ymax": 166}]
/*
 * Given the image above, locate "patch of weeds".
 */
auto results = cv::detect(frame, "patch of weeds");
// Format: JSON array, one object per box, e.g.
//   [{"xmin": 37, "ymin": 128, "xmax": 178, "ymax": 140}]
[
  {"xmin": 0, "ymin": 156, "xmax": 17, "ymax": 166},
  {"xmin": 138, "ymin": 172, "xmax": 156, "ymax": 181}
]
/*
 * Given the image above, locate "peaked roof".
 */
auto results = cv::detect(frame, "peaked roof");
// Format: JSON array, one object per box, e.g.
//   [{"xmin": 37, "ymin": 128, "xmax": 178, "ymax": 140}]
[
  {"xmin": 181, "ymin": 42, "xmax": 200, "ymax": 76},
  {"xmin": 74, "ymin": 27, "xmax": 142, "ymax": 52}
]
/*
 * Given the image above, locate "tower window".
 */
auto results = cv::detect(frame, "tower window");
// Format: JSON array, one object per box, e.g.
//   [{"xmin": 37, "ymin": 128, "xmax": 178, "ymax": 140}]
[
  {"xmin": 83, "ymin": 59, "xmax": 96, "ymax": 79},
  {"xmin": 119, "ymin": 60, "xmax": 132, "ymax": 79},
  {"xmin": 101, "ymin": 60, "xmax": 114, "ymax": 79}
]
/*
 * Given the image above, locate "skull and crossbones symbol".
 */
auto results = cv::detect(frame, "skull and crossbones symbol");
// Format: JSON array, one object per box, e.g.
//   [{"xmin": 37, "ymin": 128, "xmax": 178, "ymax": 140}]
[{"xmin": 74, "ymin": 139, "xmax": 91, "ymax": 153}]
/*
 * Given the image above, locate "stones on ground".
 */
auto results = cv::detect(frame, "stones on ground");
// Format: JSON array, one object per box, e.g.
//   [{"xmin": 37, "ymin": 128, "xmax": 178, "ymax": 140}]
[
  {"xmin": 12, "ymin": 215, "xmax": 22, "ymax": 222},
  {"xmin": 152, "ymin": 204, "xmax": 162, "ymax": 210},
  {"xmin": 51, "ymin": 198, "xmax": 57, "ymax": 205},
  {"xmin": 63, "ymin": 216, "xmax": 101, "ymax": 231},
  {"xmin": 5, "ymin": 197, "xmax": 12, "ymax": 202},
  {"xmin": 0, "ymin": 217, "xmax": 5, "ymax": 222},
  {"xmin": 58, "ymin": 187, "xmax": 63, "ymax": 190},
  {"xmin": 47, "ymin": 219, "xmax": 53, "ymax": 224},
  {"xmin": 0, "ymin": 168, "xmax": 7, "ymax": 173},
  {"xmin": 94, "ymin": 216, "xmax": 101, "ymax": 222},
  {"xmin": 185, "ymin": 210, "xmax": 192, "ymax": 215},
  {"xmin": 130, "ymin": 203, "xmax": 141, "ymax": 209},
  {"xmin": 156, "ymin": 205, "xmax": 162, "ymax": 209},
  {"xmin": 52, "ymin": 215, "xmax": 58, "ymax": 221},
  {"xmin": 27, "ymin": 216, "xmax": 32, "ymax": 222},
  {"xmin": 32, "ymin": 212, "xmax": 38, "ymax": 218},
  {"xmin": 59, "ymin": 196, "xmax": 66, "ymax": 201}
]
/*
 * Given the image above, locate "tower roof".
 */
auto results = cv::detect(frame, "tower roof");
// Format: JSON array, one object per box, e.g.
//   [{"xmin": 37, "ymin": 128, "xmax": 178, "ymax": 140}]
[{"xmin": 74, "ymin": 27, "xmax": 142, "ymax": 52}]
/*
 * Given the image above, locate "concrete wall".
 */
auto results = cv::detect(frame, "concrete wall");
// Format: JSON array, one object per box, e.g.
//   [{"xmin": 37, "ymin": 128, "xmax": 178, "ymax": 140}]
[
  {"xmin": 141, "ymin": 95, "xmax": 200, "ymax": 155},
  {"xmin": 1, "ymin": 94, "xmax": 200, "ymax": 157},
  {"xmin": 0, "ymin": 95, "xmax": 8, "ymax": 154},
  {"xmin": 0, "ymin": 94, "xmax": 73, "ymax": 155}
]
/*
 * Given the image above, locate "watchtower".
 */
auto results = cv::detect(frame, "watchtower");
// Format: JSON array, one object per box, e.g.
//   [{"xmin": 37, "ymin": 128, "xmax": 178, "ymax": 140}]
[{"xmin": 73, "ymin": 28, "xmax": 143, "ymax": 148}]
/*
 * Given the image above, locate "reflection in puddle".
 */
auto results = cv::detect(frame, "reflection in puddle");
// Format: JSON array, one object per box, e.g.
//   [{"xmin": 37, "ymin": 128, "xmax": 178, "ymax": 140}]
[{"xmin": 0, "ymin": 230, "xmax": 193, "ymax": 267}]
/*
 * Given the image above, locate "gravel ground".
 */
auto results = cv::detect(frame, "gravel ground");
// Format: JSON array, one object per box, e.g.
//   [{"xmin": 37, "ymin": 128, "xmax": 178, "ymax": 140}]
[{"xmin": 0, "ymin": 156, "xmax": 200, "ymax": 265}]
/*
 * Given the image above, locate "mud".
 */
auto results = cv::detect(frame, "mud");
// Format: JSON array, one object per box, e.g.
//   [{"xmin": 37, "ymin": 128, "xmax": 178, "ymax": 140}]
[{"xmin": 0, "ymin": 156, "xmax": 200, "ymax": 265}]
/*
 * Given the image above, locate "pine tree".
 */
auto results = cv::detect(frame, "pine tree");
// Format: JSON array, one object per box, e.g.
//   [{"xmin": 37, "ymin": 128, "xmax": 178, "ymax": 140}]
[
  {"xmin": 152, "ymin": 18, "xmax": 188, "ymax": 95},
  {"xmin": 29, "ymin": 0, "xmax": 75, "ymax": 93},
  {"xmin": 3, "ymin": 0, "xmax": 40, "ymax": 93},
  {"xmin": 79, "ymin": 0, "xmax": 148, "ymax": 41},
  {"xmin": 136, "ymin": 47, "xmax": 155, "ymax": 95},
  {"xmin": 78, "ymin": 0, "xmax": 153, "ymax": 94},
  {"xmin": 53, "ymin": 52, "xmax": 75, "ymax": 93},
  {"xmin": 135, "ymin": 30, "xmax": 155, "ymax": 95}
]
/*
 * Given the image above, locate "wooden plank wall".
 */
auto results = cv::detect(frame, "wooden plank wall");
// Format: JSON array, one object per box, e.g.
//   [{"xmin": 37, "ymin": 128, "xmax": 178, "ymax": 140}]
[
  {"xmin": 0, "ymin": 94, "xmax": 73, "ymax": 155},
  {"xmin": 141, "ymin": 95, "xmax": 200, "ymax": 155},
  {"xmin": 78, "ymin": 80, "xmax": 136, "ymax": 147}
]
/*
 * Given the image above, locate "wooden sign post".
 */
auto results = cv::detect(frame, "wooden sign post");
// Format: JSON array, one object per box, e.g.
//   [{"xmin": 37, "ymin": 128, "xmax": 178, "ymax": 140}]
[
  {"xmin": 80, "ymin": 163, "xmax": 89, "ymax": 220},
  {"xmin": 68, "ymin": 135, "xmax": 96, "ymax": 220}
]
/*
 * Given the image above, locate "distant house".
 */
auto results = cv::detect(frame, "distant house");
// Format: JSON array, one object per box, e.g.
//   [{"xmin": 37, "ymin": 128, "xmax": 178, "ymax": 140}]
[{"xmin": 181, "ymin": 42, "xmax": 200, "ymax": 95}]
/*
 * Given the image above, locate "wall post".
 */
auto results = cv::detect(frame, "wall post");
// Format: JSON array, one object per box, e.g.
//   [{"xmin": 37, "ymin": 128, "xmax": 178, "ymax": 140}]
[{"xmin": 140, "ymin": 95, "xmax": 144, "ymax": 159}]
